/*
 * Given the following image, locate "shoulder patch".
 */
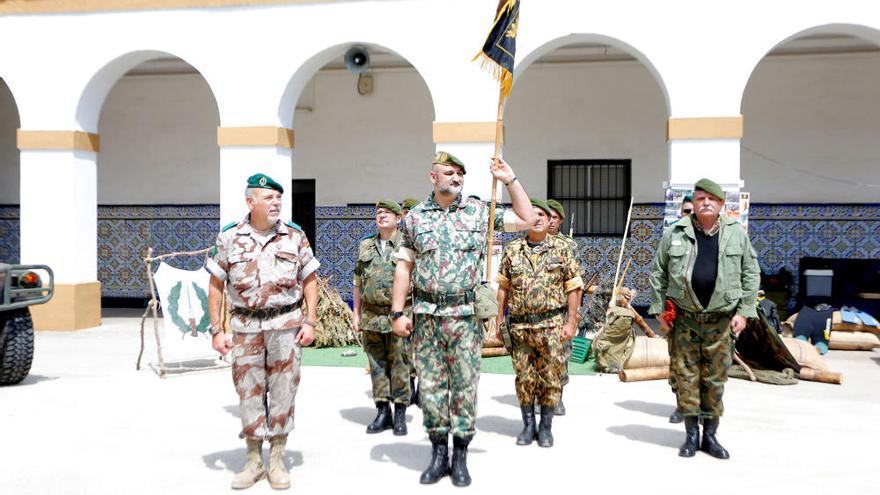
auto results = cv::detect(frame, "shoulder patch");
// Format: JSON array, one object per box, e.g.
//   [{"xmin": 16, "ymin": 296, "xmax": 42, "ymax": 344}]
[
  {"xmin": 221, "ymin": 221, "xmax": 237, "ymax": 233},
  {"xmin": 285, "ymin": 221, "xmax": 303, "ymax": 231}
]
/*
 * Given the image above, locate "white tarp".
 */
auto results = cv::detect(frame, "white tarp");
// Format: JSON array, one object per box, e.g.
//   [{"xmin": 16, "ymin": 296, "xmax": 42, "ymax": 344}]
[{"xmin": 152, "ymin": 262, "xmax": 213, "ymax": 362}]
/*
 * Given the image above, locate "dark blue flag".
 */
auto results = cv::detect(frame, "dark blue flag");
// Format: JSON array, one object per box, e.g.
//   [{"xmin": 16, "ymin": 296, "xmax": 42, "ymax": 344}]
[{"xmin": 475, "ymin": 0, "xmax": 520, "ymax": 99}]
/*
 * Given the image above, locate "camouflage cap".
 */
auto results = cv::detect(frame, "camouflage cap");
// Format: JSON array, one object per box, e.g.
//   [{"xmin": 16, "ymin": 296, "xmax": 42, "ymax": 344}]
[
  {"xmin": 546, "ymin": 199, "xmax": 565, "ymax": 219},
  {"xmin": 376, "ymin": 199, "xmax": 402, "ymax": 215},
  {"xmin": 432, "ymin": 151, "xmax": 466, "ymax": 173},
  {"xmin": 246, "ymin": 173, "xmax": 284, "ymax": 194},
  {"xmin": 693, "ymin": 178, "xmax": 724, "ymax": 202},
  {"xmin": 401, "ymin": 198, "xmax": 419, "ymax": 210},
  {"xmin": 530, "ymin": 198, "xmax": 553, "ymax": 216}
]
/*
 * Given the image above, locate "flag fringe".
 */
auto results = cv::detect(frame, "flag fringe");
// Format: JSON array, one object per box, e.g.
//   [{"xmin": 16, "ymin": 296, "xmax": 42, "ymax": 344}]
[{"xmin": 473, "ymin": 51, "xmax": 513, "ymax": 99}]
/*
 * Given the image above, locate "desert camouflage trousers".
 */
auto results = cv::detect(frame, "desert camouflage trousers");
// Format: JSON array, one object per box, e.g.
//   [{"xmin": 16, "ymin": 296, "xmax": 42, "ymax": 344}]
[
  {"xmin": 362, "ymin": 330, "xmax": 411, "ymax": 404},
  {"xmin": 671, "ymin": 313, "xmax": 733, "ymax": 418},
  {"xmin": 232, "ymin": 330, "xmax": 301, "ymax": 439},
  {"xmin": 559, "ymin": 311, "xmax": 573, "ymax": 387},
  {"xmin": 511, "ymin": 324, "xmax": 565, "ymax": 408},
  {"xmin": 412, "ymin": 313, "xmax": 482, "ymax": 438}
]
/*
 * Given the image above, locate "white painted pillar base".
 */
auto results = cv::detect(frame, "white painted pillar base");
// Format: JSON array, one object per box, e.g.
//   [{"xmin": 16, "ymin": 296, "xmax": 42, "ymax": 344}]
[
  {"xmin": 219, "ymin": 146, "xmax": 293, "ymax": 225},
  {"xmin": 20, "ymin": 149, "xmax": 100, "ymax": 329}
]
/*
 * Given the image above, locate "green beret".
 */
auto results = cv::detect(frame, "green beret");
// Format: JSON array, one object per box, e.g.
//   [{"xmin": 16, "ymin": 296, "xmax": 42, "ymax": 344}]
[
  {"xmin": 693, "ymin": 178, "xmax": 725, "ymax": 202},
  {"xmin": 682, "ymin": 193, "xmax": 693, "ymax": 203},
  {"xmin": 375, "ymin": 199, "xmax": 402, "ymax": 215},
  {"xmin": 401, "ymin": 198, "xmax": 419, "ymax": 210},
  {"xmin": 432, "ymin": 151, "xmax": 466, "ymax": 173},
  {"xmin": 246, "ymin": 173, "xmax": 284, "ymax": 194},
  {"xmin": 546, "ymin": 199, "xmax": 565, "ymax": 219},
  {"xmin": 530, "ymin": 198, "xmax": 553, "ymax": 216}
]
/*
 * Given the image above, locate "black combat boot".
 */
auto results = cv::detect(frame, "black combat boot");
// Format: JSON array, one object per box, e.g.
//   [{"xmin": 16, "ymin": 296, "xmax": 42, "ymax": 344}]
[
  {"xmin": 700, "ymin": 417, "xmax": 730, "ymax": 459},
  {"xmin": 410, "ymin": 376, "xmax": 419, "ymax": 407},
  {"xmin": 678, "ymin": 416, "xmax": 700, "ymax": 457},
  {"xmin": 392, "ymin": 402, "xmax": 407, "ymax": 436},
  {"xmin": 419, "ymin": 433, "xmax": 449, "ymax": 484},
  {"xmin": 450, "ymin": 435, "xmax": 472, "ymax": 487},
  {"xmin": 554, "ymin": 391, "xmax": 566, "ymax": 416},
  {"xmin": 669, "ymin": 408, "xmax": 684, "ymax": 424},
  {"xmin": 516, "ymin": 405, "xmax": 537, "ymax": 446},
  {"xmin": 366, "ymin": 401, "xmax": 392, "ymax": 434},
  {"xmin": 537, "ymin": 407, "xmax": 554, "ymax": 448}
]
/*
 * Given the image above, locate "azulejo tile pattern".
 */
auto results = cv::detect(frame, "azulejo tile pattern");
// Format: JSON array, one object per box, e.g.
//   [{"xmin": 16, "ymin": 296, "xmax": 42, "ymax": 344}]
[{"xmin": 2, "ymin": 203, "xmax": 879, "ymax": 309}]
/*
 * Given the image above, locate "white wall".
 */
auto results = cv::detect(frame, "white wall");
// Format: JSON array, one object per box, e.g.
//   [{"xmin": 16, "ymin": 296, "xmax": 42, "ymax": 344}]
[
  {"xmin": 97, "ymin": 73, "xmax": 219, "ymax": 204},
  {"xmin": 292, "ymin": 69, "xmax": 435, "ymax": 205},
  {"xmin": 742, "ymin": 53, "xmax": 880, "ymax": 203},
  {"xmin": 504, "ymin": 61, "xmax": 669, "ymax": 203},
  {"xmin": 0, "ymin": 78, "xmax": 19, "ymax": 204}
]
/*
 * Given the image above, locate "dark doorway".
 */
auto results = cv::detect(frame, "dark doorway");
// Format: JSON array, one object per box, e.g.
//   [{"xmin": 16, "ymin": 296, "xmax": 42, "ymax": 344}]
[{"xmin": 291, "ymin": 179, "xmax": 316, "ymax": 246}]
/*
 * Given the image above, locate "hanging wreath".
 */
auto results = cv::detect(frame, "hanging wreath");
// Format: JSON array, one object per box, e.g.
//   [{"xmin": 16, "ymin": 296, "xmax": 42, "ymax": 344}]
[{"xmin": 167, "ymin": 281, "xmax": 212, "ymax": 335}]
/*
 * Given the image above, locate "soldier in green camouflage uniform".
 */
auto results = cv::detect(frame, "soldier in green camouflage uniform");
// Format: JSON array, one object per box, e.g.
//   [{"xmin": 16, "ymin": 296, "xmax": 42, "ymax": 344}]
[
  {"xmin": 390, "ymin": 152, "xmax": 536, "ymax": 487},
  {"xmin": 496, "ymin": 199, "xmax": 583, "ymax": 448},
  {"xmin": 354, "ymin": 200, "xmax": 411, "ymax": 436},
  {"xmin": 207, "ymin": 173, "xmax": 319, "ymax": 490},
  {"xmin": 649, "ymin": 178, "xmax": 759, "ymax": 460},
  {"xmin": 545, "ymin": 199, "xmax": 580, "ymax": 416},
  {"xmin": 668, "ymin": 193, "xmax": 694, "ymax": 424},
  {"xmin": 400, "ymin": 197, "xmax": 421, "ymax": 406}
]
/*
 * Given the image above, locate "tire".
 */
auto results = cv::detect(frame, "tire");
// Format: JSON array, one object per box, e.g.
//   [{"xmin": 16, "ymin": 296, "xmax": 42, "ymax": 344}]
[{"xmin": 0, "ymin": 309, "xmax": 35, "ymax": 385}]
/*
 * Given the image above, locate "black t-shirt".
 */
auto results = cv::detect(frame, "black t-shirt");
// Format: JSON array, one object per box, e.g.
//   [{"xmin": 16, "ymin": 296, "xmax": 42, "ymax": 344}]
[{"xmin": 692, "ymin": 230, "xmax": 719, "ymax": 309}]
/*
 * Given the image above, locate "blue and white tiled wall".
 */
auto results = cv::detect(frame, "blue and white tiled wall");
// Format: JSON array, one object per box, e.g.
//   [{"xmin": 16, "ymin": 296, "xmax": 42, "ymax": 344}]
[{"xmin": 1, "ymin": 204, "xmax": 879, "ymax": 309}]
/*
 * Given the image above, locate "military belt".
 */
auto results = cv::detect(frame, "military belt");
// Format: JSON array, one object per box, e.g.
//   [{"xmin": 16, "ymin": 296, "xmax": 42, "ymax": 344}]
[
  {"xmin": 360, "ymin": 301, "xmax": 410, "ymax": 315},
  {"xmin": 414, "ymin": 288, "xmax": 474, "ymax": 306},
  {"xmin": 509, "ymin": 307, "xmax": 566, "ymax": 325},
  {"xmin": 677, "ymin": 308, "xmax": 732, "ymax": 324},
  {"xmin": 230, "ymin": 303, "xmax": 300, "ymax": 320}
]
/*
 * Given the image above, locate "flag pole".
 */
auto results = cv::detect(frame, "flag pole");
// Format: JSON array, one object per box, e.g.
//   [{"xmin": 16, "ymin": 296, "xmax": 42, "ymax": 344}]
[{"xmin": 485, "ymin": 88, "xmax": 505, "ymax": 281}]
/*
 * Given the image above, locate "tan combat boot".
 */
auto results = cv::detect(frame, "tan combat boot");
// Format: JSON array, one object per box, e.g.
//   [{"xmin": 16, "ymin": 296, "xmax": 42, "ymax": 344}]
[
  {"xmin": 231, "ymin": 438, "xmax": 265, "ymax": 490},
  {"xmin": 267, "ymin": 434, "xmax": 291, "ymax": 490}
]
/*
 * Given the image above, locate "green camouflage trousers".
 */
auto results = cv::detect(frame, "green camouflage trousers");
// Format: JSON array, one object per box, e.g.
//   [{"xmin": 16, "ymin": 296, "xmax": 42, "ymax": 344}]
[
  {"xmin": 559, "ymin": 310, "xmax": 572, "ymax": 387},
  {"xmin": 232, "ymin": 330, "xmax": 301, "ymax": 439},
  {"xmin": 671, "ymin": 313, "xmax": 733, "ymax": 417},
  {"xmin": 362, "ymin": 330, "xmax": 411, "ymax": 404},
  {"xmin": 511, "ymin": 324, "xmax": 564, "ymax": 407},
  {"xmin": 667, "ymin": 334, "xmax": 677, "ymax": 394},
  {"xmin": 412, "ymin": 314, "xmax": 482, "ymax": 438}
]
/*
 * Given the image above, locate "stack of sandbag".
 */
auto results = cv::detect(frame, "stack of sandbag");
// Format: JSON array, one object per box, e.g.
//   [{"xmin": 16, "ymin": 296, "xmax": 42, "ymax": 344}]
[
  {"xmin": 781, "ymin": 337, "xmax": 843, "ymax": 385},
  {"xmin": 619, "ymin": 336, "xmax": 670, "ymax": 382},
  {"xmin": 785, "ymin": 310, "xmax": 880, "ymax": 351}
]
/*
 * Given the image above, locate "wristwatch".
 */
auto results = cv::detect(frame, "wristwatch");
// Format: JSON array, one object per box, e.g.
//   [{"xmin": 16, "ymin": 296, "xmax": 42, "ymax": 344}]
[
  {"xmin": 390, "ymin": 311, "xmax": 405, "ymax": 321},
  {"xmin": 210, "ymin": 323, "xmax": 223, "ymax": 336}
]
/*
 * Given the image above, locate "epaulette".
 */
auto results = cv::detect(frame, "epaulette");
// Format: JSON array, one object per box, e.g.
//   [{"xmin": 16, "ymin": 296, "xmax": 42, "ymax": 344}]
[
  {"xmin": 285, "ymin": 221, "xmax": 303, "ymax": 231},
  {"xmin": 221, "ymin": 221, "xmax": 237, "ymax": 232}
]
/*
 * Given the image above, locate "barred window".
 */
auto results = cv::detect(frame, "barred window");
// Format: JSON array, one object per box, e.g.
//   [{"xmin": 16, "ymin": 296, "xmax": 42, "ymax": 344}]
[{"xmin": 547, "ymin": 159, "xmax": 631, "ymax": 236}]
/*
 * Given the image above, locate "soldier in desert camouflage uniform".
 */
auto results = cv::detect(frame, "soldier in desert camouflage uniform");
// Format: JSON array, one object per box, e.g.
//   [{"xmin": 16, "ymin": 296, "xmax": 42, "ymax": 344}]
[
  {"xmin": 353, "ymin": 200, "xmax": 411, "ymax": 436},
  {"xmin": 390, "ymin": 152, "xmax": 536, "ymax": 487},
  {"xmin": 545, "ymin": 199, "xmax": 580, "ymax": 416},
  {"xmin": 495, "ymin": 199, "xmax": 583, "ymax": 448},
  {"xmin": 649, "ymin": 178, "xmax": 759, "ymax": 460},
  {"xmin": 207, "ymin": 173, "xmax": 319, "ymax": 490}
]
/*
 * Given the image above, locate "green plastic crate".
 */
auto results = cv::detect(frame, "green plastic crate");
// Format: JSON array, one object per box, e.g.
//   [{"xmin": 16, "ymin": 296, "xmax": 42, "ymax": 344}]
[{"xmin": 570, "ymin": 336, "xmax": 592, "ymax": 363}]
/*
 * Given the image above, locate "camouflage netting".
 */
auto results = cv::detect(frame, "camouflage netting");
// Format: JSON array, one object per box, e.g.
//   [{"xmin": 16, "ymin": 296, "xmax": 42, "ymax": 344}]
[
  {"xmin": 306, "ymin": 276, "xmax": 359, "ymax": 348},
  {"xmin": 578, "ymin": 276, "xmax": 614, "ymax": 336}
]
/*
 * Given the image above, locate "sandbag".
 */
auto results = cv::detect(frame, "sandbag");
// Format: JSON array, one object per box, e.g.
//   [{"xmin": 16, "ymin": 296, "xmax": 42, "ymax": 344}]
[
  {"xmin": 831, "ymin": 311, "xmax": 880, "ymax": 334},
  {"xmin": 594, "ymin": 306, "xmax": 635, "ymax": 372},
  {"xmin": 828, "ymin": 331, "xmax": 880, "ymax": 351},
  {"xmin": 624, "ymin": 336, "xmax": 670, "ymax": 369},
  {"xmin": 782, "ymin": 337, "xmax": 828, "ymax": 371}
]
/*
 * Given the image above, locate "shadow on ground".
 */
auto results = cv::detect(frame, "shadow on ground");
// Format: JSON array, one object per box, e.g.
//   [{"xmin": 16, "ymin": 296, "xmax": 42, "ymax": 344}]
[
  {"xmin": 490, "ymin": 394, "xmax": 520, "ymax": 408},
  {"xmin": 615, "ymin": 400, "xmax": 675, "ymax": 418},
  {"xmin": 16, "ymin": 374, "xmax": 59, "ymax": 387},
  {"xmin": 203, "ymin": 448, "xmax": 304, "ymax": 473},
  {"xmin": 369, "ymin": 443, "xmax": 431, "ymax": 471},
  {"xmin": 340, "ymin": 406, "xmax": 378, "ymax": 426},
  {"xmin": 476, "ymin": 415, "xmax": 521, "ymax": 438},
  {"xmin": 606, "ymin": 424, "xmax": 681, "ymax": 449}
]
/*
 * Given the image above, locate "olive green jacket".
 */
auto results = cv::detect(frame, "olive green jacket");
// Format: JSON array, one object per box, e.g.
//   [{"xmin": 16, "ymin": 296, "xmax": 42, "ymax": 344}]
[{"xmin": 648, "ymin": 214, "xmax": 760, "ymax": 318}]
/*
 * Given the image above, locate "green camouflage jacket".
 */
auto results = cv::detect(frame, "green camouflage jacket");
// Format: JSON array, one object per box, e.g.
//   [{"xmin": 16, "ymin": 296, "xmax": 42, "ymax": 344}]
[
  {"xmin": 396, "ymin": 192, "xmax": 513, "ymax": 317},
  {"xmin": 354, "ymin": 231, "xmax": 410, "ymax": 333},
  {"xmin": 496, "ymin": 235, "xmax": 584, "ymax": 328},
  {"xmin": 648, "ymin": 214, "xmax": 760, "ymax": 317}
]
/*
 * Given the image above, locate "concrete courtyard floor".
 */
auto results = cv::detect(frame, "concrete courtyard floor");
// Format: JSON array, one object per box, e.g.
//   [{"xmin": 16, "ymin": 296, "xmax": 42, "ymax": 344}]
[{"xmin": 2, "ymin": 309, "xmax": 879, "ymax": 495}]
